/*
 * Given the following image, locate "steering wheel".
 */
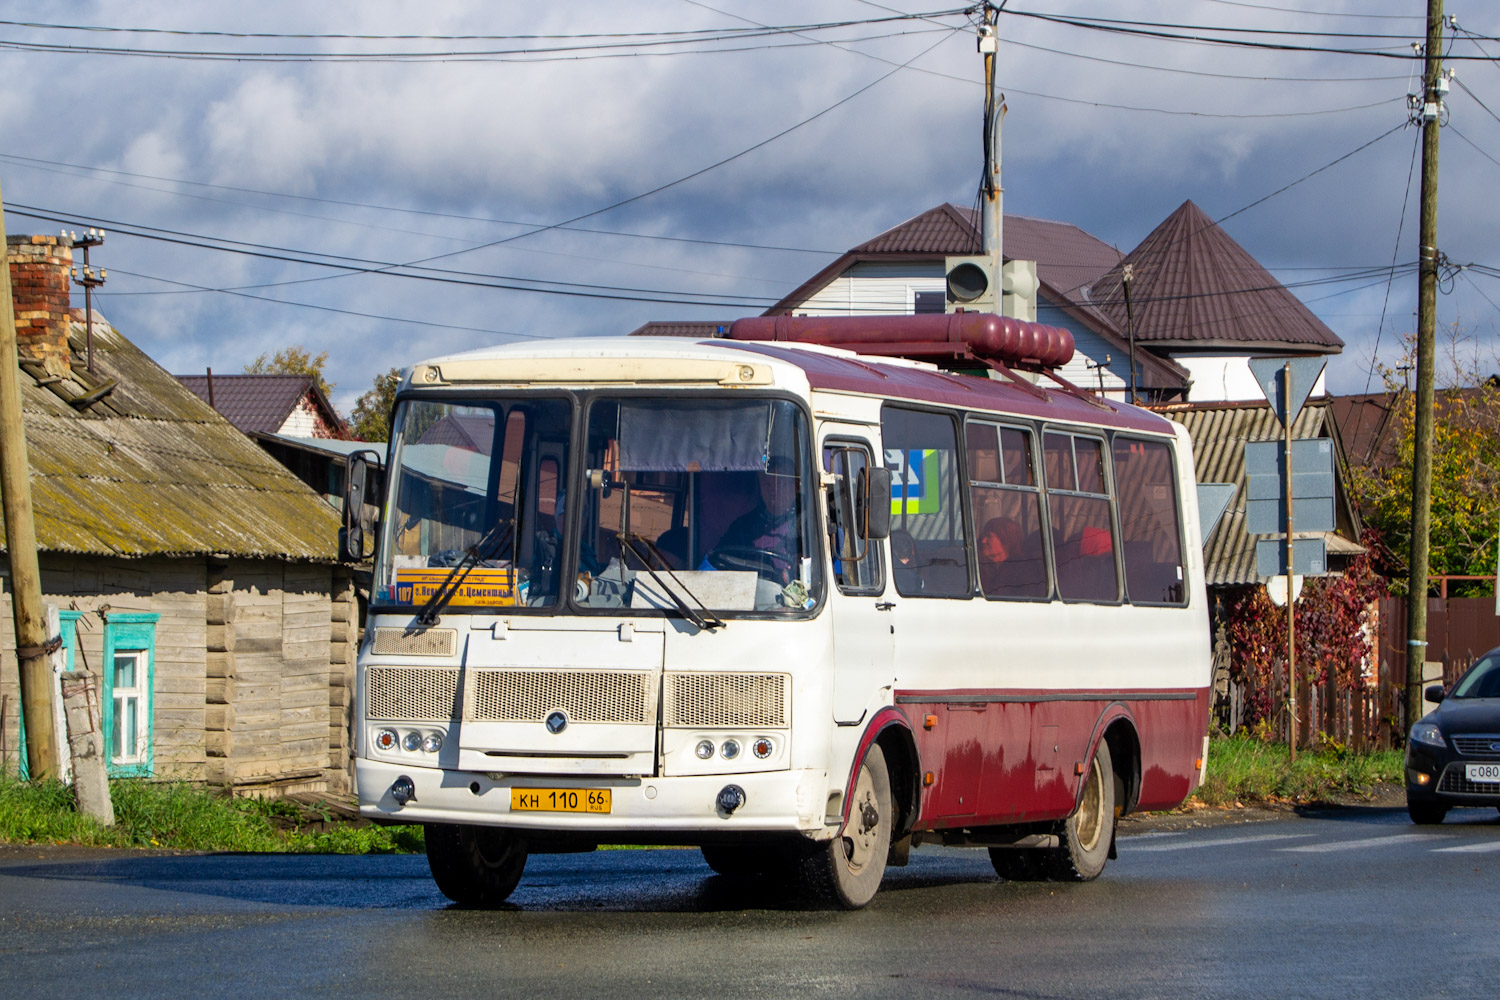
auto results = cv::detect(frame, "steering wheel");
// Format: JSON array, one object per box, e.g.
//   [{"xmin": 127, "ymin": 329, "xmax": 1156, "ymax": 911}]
[{"xmin": 705, "ymin": 545, "xmax": 788, "ymax": 580}]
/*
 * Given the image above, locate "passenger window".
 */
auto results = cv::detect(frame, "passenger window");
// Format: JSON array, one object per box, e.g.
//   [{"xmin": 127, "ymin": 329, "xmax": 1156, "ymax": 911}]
[
  {"xmin": 1043, "ymin": 431, "xmax": 1119, "ymax": 602},
  {"xmin": 824, "ymin": 444, "xmax": 884, "ymax": 594},
  {"xmin": 967, "ymin": 421, "xmax": 1049, "ymax": 600},
  {"xmin": 883, "ymin": 407, "xmax": 969, "ymax": 598},
  {"xmin": 1113, "ymin": 438, "xmax": 1186, "ymax": 604}
]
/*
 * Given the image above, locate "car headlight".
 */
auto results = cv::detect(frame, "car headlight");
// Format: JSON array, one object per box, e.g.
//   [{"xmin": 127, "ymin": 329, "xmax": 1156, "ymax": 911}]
[{"xmin": 1410, "ymin": 722, "xmax": 1446, "ymax": 748}]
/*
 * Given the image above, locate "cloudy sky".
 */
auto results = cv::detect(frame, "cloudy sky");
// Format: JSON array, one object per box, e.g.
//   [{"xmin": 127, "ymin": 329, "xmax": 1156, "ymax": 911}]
[{"xmin": 2, "ymin": 1, "xmax": 1497, "ymax": 413}]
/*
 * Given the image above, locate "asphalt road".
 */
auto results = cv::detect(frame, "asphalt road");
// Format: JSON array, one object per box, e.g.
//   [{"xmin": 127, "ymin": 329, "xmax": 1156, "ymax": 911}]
[{"xmin": 3, "ymin": 805, "xmax": 1497, "ymax": 999}]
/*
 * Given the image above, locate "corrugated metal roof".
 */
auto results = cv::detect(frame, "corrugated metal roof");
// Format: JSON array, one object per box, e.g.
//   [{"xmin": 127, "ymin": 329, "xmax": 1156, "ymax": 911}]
[
  {"xmin": 627, "ymin": 321, "xmax": 732, "ymax": 338},
  {"xmin": 1088, "ymin": 200, "xmax": 1344, "ymax": 352},
  {"xmin": 3, "ymin": 320, "xmax": 340, "ymax": 561},
  {"xmin": 177, "ymin": 372, "xmax": 344, "ymax": 436},
  {"xmin": 1159, "ymin": 400, "xmax": 1361, "ymax": 586}
]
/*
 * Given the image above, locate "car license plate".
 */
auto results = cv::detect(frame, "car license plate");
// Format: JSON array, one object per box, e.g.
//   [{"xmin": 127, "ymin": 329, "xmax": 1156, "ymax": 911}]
[
  {"xmin": 1465, "ymin": 763, "xmax": 1500, "ymax": 783},
  {"xmin": 510, "ymin": 788, "xmax": 612, "ymax": 813}
]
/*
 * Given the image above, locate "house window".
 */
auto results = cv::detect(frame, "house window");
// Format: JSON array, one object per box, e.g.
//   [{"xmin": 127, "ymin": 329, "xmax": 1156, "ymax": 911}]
[
  {"xmin": 101, "ymin": 613, "xmax": 159, "ymax": 777},
  {"xmin": 914, "ymin": 290, "xmax": 946, "ymax": 314}
]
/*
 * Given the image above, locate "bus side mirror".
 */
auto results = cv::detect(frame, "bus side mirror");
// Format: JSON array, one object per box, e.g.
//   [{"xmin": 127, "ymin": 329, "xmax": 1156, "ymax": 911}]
[
  {"xmin": 863, "ymin": 467, "xmax": 892, "ymax": 540},
  {"xmin": 340, "ymin": 449, "xmax": 383, "ymax": 562}
]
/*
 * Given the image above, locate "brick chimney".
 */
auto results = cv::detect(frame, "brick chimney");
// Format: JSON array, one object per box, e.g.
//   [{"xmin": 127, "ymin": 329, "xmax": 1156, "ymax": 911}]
[{"xmin": 6, "ymin": 234, "xmax": 74, "ymax": 378}]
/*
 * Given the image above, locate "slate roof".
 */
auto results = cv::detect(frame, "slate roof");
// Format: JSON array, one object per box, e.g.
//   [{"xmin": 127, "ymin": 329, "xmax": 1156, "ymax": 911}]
[
  {"xmin": 177, "ymin": 372, "xmax": 343, "ymax": 436},
  {"xmin": 3, "ymin": 316, "xmax": 340, "ymax": 561},
  {"xmin": 1157, "ymin": 399, "xmax": 1362, "ymax": 587},
  {"xmin": 1086, "ymin": 200, "xmax": 1344, "ymax": 354}
]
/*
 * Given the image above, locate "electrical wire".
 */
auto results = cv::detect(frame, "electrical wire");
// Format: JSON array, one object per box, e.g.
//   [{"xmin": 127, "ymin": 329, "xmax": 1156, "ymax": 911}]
[
  {"xmin": 1365, "ymin": 125, "xmax": 1423, "ymax": 395},
  {"xmin": 1452, "ymin": 76, "xmax": 1500, "ymax": 128},
  {"xmin": 1198, "ymin": 0, "xmax": 1422, "ymax": 20}
]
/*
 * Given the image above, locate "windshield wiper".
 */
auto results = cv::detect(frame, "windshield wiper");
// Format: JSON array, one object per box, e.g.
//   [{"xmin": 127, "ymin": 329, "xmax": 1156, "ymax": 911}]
[
  {"xmin": 415, "ymin": 521, "xmax": 515, "ymax": 627},
  {"xmin": 617, "ymin": 532, "xmax": 724, "ymax": 631}
]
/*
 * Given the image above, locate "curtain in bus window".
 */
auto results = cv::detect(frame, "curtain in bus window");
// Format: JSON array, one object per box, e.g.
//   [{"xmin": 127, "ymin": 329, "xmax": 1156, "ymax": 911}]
[
  {"xmin": 618, "ymin": 401, "xmax": 770, "ymax": 471},
  {"xmin": 1045, "ymin": 432, "xmax": 1119, "ymax": 602},
  {"xmin": 883, "ymin": 407, "xmax": 968, "ymax": 597},
  {"xmin": 1113, "ymin": 438, "xmax": 1186, "ymax": 604}
]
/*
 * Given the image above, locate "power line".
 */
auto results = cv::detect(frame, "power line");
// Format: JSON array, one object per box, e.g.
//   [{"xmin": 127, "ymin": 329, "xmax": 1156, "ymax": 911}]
[
  {"xmin": 1365, "ymin": 125, "xmax": 1423, "ymax": 395},
  {"xmin": 1199, "ymin": 0, "xmax": 1422, "ymax": 20}
]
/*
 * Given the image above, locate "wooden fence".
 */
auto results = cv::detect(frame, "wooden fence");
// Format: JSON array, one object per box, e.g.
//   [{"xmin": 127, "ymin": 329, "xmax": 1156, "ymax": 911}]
[{"xmin": 1218, "ymin": 596, "xmax": 1500, "ymax": 752}]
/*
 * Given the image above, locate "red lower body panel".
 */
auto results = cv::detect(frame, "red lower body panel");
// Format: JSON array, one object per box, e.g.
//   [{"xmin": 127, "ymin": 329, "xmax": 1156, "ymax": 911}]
[{"xmin": 897, "ymin": 687, "xmax": 1208, "ymax": 830}]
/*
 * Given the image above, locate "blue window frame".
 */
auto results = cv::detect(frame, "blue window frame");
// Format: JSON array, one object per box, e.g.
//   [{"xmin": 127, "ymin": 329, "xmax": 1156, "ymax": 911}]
[{"xmin": 101, "ymin": 613, "xmax": 159, "ymax": 778}]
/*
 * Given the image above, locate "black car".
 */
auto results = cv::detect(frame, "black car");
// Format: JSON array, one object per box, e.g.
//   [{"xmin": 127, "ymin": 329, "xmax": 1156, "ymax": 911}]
[{"xmin": 1405, "ymin": 648, "xmax": 1500, "ymax": 824}]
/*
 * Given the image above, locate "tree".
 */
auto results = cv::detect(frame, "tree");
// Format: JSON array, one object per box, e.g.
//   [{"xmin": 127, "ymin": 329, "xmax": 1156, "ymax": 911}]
[
  {"xmin": 1350, "ymin": 327, "xmax": 1500, "ymax": 596},
  {"xmin": 245, "ymin": 345, "xmax": 334, "ymax": 398},
  {"xmin": 350, "ymin": 368, "xmax": 401, "ymax": 442}
]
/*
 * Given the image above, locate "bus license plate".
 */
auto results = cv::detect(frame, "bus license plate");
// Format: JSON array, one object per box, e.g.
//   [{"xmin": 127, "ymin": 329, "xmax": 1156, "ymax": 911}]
[
  {"xmin": 1465, "ymin": 763, "xmax": 1500, "ymax": 783},
  {"xmin": 511, "ymin": 788, "xmax": 612, "ymax": 813}
]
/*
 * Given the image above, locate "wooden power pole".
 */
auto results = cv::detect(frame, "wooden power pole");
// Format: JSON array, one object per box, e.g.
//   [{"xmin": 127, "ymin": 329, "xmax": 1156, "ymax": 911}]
[
  {"xmin": 0, "ymin": 178, "xmax": 60, "ymax": 780},
  {"xmin": 1406, "ymin": 0, "xmax": 1445, "ymax": 730}
]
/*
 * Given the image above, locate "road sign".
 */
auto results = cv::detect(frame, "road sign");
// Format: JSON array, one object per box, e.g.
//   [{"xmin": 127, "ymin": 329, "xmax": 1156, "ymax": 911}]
[
  {"xmin": 1244, "ymin": 439, "xmax": 1336, "ymax": 534},
  {"xmin": 1196, "ymin": 483, "xmax": 1236, "ymax": 546},
  {"xmin": 1256, "ymin": 537, "xmax": 1326, "ymax": 577},
  {"xmin": 1249, "ymin": 355, "xmax": 1327, "ymax": 430}
]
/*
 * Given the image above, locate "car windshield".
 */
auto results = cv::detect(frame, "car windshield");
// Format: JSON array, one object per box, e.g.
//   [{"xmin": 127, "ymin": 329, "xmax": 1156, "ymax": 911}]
[
  {"xmin": 1451, "ymin": 654, "xmax": 1500, "ymax": 699},
  {"xmin": 372, "ymin": 397, "xmax": 571, "ymax": 611},
  {"xmin": 574, "ymin": 396, "xmax": 822, "ymax": 615}
]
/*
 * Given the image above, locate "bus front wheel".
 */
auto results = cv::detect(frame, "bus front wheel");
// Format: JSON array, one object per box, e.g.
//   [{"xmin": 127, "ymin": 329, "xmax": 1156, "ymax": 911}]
[
  {"xmin": 424, "ymin": 823, "xmax": 528, "ymax": 905},
  {"xmin": 796, "ymin": 743, "xmax": 892, "ymax": 909}
]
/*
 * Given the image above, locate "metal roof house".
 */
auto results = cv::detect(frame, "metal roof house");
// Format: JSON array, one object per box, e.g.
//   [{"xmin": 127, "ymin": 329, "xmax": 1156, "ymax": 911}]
[
  {"xmin": 641, "ymin": 201, "xmax": 1343, "ymax": 406},
  {"xmin": 1, "ymin": 235, "xmax": 357, "ymax": 795},
  {"xmin": 177, "ymin": 372, "xmax": 346, "ymax": 440}
]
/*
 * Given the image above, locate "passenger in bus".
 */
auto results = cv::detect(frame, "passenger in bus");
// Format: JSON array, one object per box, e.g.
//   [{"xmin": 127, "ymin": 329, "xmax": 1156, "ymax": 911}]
[
  {"xmin": 705, "ymin": 455, "xmax": 800, "ymax": 581},
  {"xmin": 978, "ymin": 517, "xmax": 1046, "ymax": 598},
  {"xmin": 890, "ymin": 528, "xmax": 923, "ymax": 593}
]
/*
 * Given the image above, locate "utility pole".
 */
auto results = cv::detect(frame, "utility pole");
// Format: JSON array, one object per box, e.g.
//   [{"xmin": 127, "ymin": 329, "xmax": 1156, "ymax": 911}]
[
  {"xmin": 979, "ymin": 3, "xmax": 1003, "ymax": 298},
  {"xmin": 1406, "ymin": 0, "xmax": 1446, "ymax": 731},
  {"xmin": 0, "ymin": 179, "xmax": 60, "ymax": 780}
]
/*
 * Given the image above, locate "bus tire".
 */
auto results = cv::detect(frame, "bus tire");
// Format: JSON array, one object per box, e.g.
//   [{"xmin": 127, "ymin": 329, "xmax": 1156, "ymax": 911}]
[
  {"xmin": 424, "ymin": 823, "xmax": 528, "ymax": 906},
  {"xmin": 1050, "ymin": 739, "xmax": 1115, "ymax": 882},
  {"xmin": 796, "ymin": 743, "xmax": 891, "ymax": 909}
]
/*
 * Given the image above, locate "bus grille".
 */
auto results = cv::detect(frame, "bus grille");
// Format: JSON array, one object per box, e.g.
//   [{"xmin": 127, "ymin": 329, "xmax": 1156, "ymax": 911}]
[
  {"xmin": 370, "ymin": 627, "xmax": 458, "ymax": 657},
  {"xmin": 366, "ymin": 666, "xmax": 461, "ymax": 721},
  {"xmin": 469, "ymin": 669, "xmax": 654, "ymax": 724},
  {"xmin": 664, "ymin": 673, "xmax": 788, "ymax": 728}
]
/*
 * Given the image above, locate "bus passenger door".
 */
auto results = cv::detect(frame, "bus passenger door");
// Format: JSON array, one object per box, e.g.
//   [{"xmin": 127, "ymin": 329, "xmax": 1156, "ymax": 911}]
[{"xmin": 823, "ymin": 433, "xmax": 895, "ymax": 725}]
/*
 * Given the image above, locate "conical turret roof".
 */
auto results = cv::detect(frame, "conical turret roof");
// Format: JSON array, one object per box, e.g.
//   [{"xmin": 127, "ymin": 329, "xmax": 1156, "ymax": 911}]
[{"xmin": 1088, "ymin": 200, "xmax": 1342, "ymax": 353}]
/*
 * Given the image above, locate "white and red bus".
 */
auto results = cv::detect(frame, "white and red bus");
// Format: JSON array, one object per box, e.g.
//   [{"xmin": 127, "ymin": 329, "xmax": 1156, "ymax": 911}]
[{"xmin": 347, "ymin": 313, "xmax": 1211, "ymax": 908}]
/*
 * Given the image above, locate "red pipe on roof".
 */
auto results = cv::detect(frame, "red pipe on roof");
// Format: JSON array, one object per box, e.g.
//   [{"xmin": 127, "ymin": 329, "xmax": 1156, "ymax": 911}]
[{"xmin": 725, "ymin": 312, "xmax": 1075, "ymax": 370}]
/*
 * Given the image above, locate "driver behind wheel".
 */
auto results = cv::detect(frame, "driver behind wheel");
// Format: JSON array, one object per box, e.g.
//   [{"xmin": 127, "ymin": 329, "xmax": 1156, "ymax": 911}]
[{"xmin": 703, "ymin": 454, "xmax": 800, "ymax": 582}]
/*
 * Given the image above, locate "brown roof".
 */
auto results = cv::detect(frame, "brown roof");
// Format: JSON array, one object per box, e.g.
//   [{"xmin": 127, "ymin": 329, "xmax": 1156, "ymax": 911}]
[
  {"xmin": 628, "ymin": 321, "xmax": 732, "ymax": 338},
  {"xmin": 4, "ymin": 319, "xmax": 341, "ymax": 561},
  {"xmin": 177, "ymin": 373, "xmax": 344, "ymax": 436},
  {"xmin": 1087, "ymin": 200, "xmax": 1344, "ymax": 354},
  {"xmin": 767, "ymin": 204, "xmax": 1123, "ymax": 316}
]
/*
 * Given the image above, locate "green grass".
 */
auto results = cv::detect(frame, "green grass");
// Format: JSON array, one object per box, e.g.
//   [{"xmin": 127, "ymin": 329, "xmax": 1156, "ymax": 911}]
[
  {"xmin": 1192, "ymin": 734, "xmax": 1404, "ymax": 807},
  {"xmin": 0, "ymin": 777, "xmax": 423, "ymax": 853}
]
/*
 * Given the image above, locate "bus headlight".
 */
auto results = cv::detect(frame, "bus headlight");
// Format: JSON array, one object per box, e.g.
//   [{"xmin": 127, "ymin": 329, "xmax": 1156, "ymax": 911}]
[
  {"xmin": 695, "ymin": 740, "xmax": 716, "ymax": 760},
  {"xmin": 402, "ymin": 731, "xmax": 423, "ymax": 752},
  {"xmin": 422, "ymin": 733, "xmax": 443, "ymax": 753},
  {"xmin": 752, "ymin": 737, "xmax": 774, "ymax": 759},
  {"xmin": 721, "ymin": 739, "xmax": 741, "ymax": 760},
  {"xmin": 375, "ymin": 729, "xmax": 398, "ymax": 752}
]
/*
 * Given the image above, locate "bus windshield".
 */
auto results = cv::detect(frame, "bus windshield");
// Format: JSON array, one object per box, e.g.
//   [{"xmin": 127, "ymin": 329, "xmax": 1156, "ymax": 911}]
[
  {"xmin": 576, "ymin": 396, "xmax": 822, "ymax": 615},
  {"xmin": 373, "ymin": 397, "xmax": 571, "ymax": 610}
]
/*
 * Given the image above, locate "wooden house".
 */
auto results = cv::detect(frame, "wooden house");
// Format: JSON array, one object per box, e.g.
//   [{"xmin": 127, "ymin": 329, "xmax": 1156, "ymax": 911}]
[{"xmin": 0, "ymin": 234, "xmax": 357, "ymax": 795}]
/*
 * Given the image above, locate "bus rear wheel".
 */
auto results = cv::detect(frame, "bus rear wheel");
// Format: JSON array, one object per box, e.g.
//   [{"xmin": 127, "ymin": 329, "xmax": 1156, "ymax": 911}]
[
  {"xmin": 424, "ymin": 823, "xmax": 528, "ymax": 906},
  {"xmin": 796, "ymin": 743, "xmax": 891, "ymax": 909},
  {"xmin": 1051, "ymin": 739, "xmax": 1115, "ymax": 881}
]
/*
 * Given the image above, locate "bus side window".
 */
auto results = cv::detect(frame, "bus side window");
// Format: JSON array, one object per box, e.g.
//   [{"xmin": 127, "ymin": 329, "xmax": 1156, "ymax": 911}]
[
  {"xmin": 824, "ymin": 444, "xmax": 884, "ymax": 594},
  {"xmin": 883, "ymin": 407, "xmax": 969, "ymax": 598},
  {"xmin": 1113, "ymin": 437, "xmax": 1186, "ymax": 604},
  {"xmin": 967, "ymin": 421, "xmax": 1049, "ymax": 600},
  {"xmin": 1044, "ymin": 431, "xmax": 1119, "ymax": 603}
]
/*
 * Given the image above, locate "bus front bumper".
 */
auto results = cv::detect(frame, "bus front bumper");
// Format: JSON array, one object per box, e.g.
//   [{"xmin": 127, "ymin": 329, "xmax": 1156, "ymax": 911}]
[{"xmin": 356, "ymin": 757, "xmax": 832, "ymax": 837}]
